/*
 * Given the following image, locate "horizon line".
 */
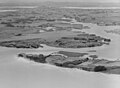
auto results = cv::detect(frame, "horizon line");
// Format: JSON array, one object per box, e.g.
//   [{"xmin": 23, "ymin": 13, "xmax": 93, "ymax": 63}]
[{"xmin": 0, "ymin": 1, "xmax": 120, "ymax": 4}]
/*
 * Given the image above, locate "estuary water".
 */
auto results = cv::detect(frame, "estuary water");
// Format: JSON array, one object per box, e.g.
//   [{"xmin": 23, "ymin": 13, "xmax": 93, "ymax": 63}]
[{"xmin": 0, "ymin": 7, "xmax": 120, "ymax": 88}]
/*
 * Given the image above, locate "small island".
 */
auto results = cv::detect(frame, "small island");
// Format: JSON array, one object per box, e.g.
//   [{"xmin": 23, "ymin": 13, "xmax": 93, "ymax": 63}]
[
  {"xmin": 0, "ymin": 33, "xmax": 111, "ymax": 49},
  {"xmin": 18, "ymin": 51, "xmax": 120, "ymax": 75}
]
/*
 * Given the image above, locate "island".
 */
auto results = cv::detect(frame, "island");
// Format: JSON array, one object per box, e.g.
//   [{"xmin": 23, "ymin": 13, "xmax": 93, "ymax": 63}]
[
  {"xmin": 18, "ymin": 51, "xmax": 120, "ymax": 75},
  {"xmin": 0, "ymin": 33, "xmax": 111, "ymax": 49}
]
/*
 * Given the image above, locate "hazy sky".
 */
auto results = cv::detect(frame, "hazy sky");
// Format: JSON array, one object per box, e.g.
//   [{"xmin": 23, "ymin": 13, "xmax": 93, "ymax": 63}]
[{"xmin": 0, "ymin": 0, "xmax": 120, "ymax": 3}]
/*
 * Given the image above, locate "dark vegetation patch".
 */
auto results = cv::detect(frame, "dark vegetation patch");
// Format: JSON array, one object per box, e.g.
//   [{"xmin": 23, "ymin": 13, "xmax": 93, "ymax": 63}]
[{"xmin": 94, "ymin": 66, "xmax": 107, "ymax": 72}]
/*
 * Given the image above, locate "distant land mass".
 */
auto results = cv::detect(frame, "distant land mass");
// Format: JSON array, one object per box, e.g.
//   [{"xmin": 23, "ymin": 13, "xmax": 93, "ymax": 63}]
[{"xmin": 0, "ymin": 2, "xmax": 120, "ymax": 7}]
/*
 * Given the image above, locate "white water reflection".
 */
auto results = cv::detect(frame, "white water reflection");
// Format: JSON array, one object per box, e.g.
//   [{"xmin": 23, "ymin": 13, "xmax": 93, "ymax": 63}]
[
  {"xmin": 0, "ymin": 6, "xmax": 38, "ymax": 9},
  {"xmin": 0, "ymin": 10, "xmax": 17, "ymax": 12}
]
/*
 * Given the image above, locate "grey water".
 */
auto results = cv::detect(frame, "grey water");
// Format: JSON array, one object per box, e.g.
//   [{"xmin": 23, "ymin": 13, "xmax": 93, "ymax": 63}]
[{"xmin": 0, "ymin": 7, "xmax": 120, "ymax": 88}]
